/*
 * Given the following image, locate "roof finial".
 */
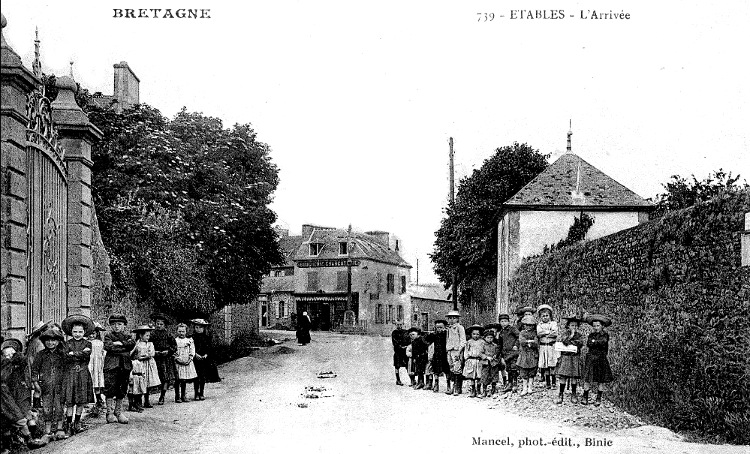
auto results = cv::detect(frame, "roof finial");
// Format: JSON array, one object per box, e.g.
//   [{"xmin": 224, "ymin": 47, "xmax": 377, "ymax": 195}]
[
  {"xmin": 32, "ymin": 26, "xmax": 42, "ymax": 78},
  {"xmin": 566, "ymin": 119, "xmax": 573, "ymax": 154},
  {"xmin": 69, "ymin": 58, "xmax": 74, "ymax": 77}
]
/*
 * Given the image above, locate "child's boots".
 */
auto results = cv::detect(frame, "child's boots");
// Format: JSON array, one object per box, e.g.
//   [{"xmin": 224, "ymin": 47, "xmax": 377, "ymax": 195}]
[
  {"xmin": 143, "ymin": 393, "xmax": 153, "ymax": 408},
  {"xmin": 469, "ymin": 383, "xmax": 477, "ymax": 398},
  {"xmin": 105, "ymin": 398, "xmax": 117, "ymax": 423},
  {"xmin": 581, "ymin": 390, "xmax": 590, "ymax": 405},
  {"xmin": 114, "ymin": 398, "xmax": 129, "ymax": 424},
  {"xmin": 445, "ymin": 376, "xmax": 453, "ymax": 395},
  {"xmin": 415, "ymin": 375, "xmax": 425, "ymax": 390},
  {"xmin": 55, "ymin": 421, "xmax": 68, "ymax": 440},
  {"xmin": 432, "ymin": 377, "xmax": 440, "ymax": 393},
  {"xmin": 594, "ymin": 391, "xmax": 603, "ymax": 407},
  {"xmin": 424, "ymin": 376, "xmax": 433, "ymax": 391}
]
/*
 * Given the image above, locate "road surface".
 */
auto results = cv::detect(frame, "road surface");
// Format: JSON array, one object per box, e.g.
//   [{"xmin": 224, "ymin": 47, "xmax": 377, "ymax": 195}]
[{"xmin": 35, "ymin": 331, "xmax": 748, "ymax": 454}]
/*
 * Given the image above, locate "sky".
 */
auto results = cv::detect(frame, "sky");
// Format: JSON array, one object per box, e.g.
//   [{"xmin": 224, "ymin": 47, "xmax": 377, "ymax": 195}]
[{"xmin": 2, "ymin": 0, "xmax": 748, "ymax": 284}]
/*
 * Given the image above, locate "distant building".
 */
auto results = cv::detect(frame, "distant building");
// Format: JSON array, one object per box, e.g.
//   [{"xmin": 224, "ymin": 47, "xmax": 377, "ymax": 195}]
[
  {"xmin": 496, "ymin": 128, "xmax": 653, "ymax": 314},
  {"xmin": 257, "ymin": 224, "xmax": 412, "ymax": 336},
  {"xmin": 89, "ymin": 61, "xmax": 140, "ymax": 112},
  {"xmin": 408, "ymin": 284, "xmax": 453, "ymax": 332}
]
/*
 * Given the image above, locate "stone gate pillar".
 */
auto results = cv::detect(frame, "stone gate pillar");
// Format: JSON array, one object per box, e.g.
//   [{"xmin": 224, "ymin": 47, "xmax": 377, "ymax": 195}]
[
  {"xmin": 1, "ymin": 14, "xmax": 37, "ymax": 338},
  {"xmin": 51, "ymin": 76, "xmax": 102, "ymax": 316}
]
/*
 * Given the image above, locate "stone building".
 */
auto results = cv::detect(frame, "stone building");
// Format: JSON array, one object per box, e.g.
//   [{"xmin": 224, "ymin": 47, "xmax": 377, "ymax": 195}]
[
  {"xmin": 408, "ymin": 283, "xmax": 452, "ymax": 332},
  {"xmin": 253, "ymin": 224, "xmax": 412, "ymax": 336},
  {"xmin": 495, "ymin": 128, "xmax": 653, "ymax": 314},
  {"xmin": 1, "ymin": 15, "xmax": 109, "ymax": 340},
  {"xmin": 89, "ymin": 61, "xmax": 140, "ymax": 112}
]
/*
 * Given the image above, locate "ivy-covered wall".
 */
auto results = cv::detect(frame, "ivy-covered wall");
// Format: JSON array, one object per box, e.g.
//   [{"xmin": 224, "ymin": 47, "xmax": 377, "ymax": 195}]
[{"xmin": 509, "ymin": 190, "xmax": 750, "ymax": 443}]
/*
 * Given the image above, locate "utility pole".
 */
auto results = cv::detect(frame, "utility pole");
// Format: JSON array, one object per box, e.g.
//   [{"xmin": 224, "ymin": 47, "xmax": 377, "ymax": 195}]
[
  {"xmin": 416, "ymin": 258, "xmax": 419, "ymax": 286},
  {"xmin": 346, "ymin": 224, "xmax": 353, "ymax": 313},
  {"xmin": 449, "ymin": 137, "xmax": 458, "ymax": 310}
]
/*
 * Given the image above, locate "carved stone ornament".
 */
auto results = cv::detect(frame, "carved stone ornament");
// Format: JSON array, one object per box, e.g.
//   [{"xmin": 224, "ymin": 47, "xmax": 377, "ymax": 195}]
[{"xmin": 26, "ymin": 88, "xmax": 66, "ymax": 168}]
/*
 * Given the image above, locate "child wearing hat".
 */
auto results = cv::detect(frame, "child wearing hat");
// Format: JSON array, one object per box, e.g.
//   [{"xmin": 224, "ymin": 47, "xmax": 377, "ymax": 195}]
[
  {"xmin": 536, "ymin": 304, "xmax": 559, "ymax": 389},
  {"xmin": 480, "ymin": 328, "xmax": 501, "ymax": 397},
  {"xmin": 31, "ymin": 329, "xmax": 66, "ymax": 441},
  {"xmin": 555, "ymin": 315, "xmax": 584, "ymax": 404},
  {"xmin": 445, "ymin": 310, "xmax": 466, "ymax": 396},
  {"xmin": 87, "ymin": 322, "xmax": 106, "ymax": 416},
  {"xmin": 61, "ymin": 315, "xmax": 96, "ymax": 436},
  {"xmin": 1, "ymin": 338, "xmax": 34, "ymax": 443},
  {"xmin": 426, "ymin": 320, "xmax": 449, "ymax": 393},
  {"xmin": 517, "ymin": 315, "xmax": 539, "ymax": 396},
  {"xmin": 582, "ymin": 315, "xmax": 614, "ymax": 406},
  {"xmin": 150, "ymin": 313, "xmax": 176, "ymax": 405},
  {"xmin": 191, "ymin": 319, "xmax": 220, "ymax": 401},
  {"xmin": 173, "ymin": 323, "xmax": 197, "ymax": 403},
  {"xmin": 129, "ymin": 326, "xmax": 160, "ymax": 411},
  {"xmin": 103, "ymin": 313, "xmax": 136, "ymax": 424},
  {"xmin": 407, "ymin": 327, "xmax": 429, "ymax": 389},
  {"xmin": 515, "ymin": 306, "xmax": 535, "ymax": 331},
  {"xmin": 497, "ymin": 314, "xmax": 520, "ymax": 392},
  {"xmin": 462, "ymin": 326, "xmax": 485, "ymax": 398}
]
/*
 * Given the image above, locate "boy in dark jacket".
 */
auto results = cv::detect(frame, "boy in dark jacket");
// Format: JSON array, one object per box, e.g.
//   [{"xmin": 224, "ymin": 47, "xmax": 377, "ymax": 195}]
[
  {"xmin": 497, "ymin": 314, "xmax": 520, "ymax": 392},
  {"xmin": 408, "ymin": 328, "xmax": 429, "ymax": 389},
  {"xmin": 103, "ymin": 314, "xmax": 135, "ymax": 424}
]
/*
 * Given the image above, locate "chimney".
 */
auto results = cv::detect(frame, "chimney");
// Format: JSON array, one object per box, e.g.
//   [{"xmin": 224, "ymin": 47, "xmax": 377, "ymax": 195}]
[
  {"xmin": 365, "ymin": 231, "xmax": 390, "ymax": 248},
  {"xmin": 113, "ymin": 61, "xmax": 139, "ymax": 112}
]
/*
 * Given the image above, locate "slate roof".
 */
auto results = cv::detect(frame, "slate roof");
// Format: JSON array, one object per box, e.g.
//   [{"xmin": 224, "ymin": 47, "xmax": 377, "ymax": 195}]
[
  {"xmin": 408, "ymin": 284, "xmax": 451, "ymax": 301},
  {"xmin": 295, "ymin": 229, "xmax": 411, "ymax": 268},
  {"xmin": 261, "ymin": 276, "xmax": 295, "ymax": 293},
  {"xmin": 277, "ymin": 235, "xmax": 305, "ymax": 267},
  {"xmin": 504, "ymin": 153, "xmax": 652, "ymax": 209}
]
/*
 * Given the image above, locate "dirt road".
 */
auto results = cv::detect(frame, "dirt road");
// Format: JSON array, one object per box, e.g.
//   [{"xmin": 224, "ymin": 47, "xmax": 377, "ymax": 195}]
[{"xmin": 36, "ymin": 331, "xmax": 748, "ymax": 454}]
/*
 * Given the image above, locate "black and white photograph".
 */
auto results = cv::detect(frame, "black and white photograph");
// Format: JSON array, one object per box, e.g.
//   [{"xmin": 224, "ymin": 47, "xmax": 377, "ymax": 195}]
[{"xmin": 1, "ymin": 1, "xmax": 749, "ymax": 453}]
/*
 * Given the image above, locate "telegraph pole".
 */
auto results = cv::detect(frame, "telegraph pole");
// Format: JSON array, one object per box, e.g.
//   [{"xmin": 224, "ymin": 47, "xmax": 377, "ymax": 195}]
[
  {"xmin": 346, "ymin": 224, "xmax": 352, "ymax": 312},
  {"xmin": 449, "ymin": 137, "xmax": 458, "ymax": 310}
]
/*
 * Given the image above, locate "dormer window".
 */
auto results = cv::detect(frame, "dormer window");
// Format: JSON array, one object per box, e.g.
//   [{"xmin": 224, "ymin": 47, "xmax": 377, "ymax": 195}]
[
  {"xmin": 339, "ymin": 242, "xmax": 348, "ymax": 255},
  {"xmin": 309, "ymin": 243, "xmax": 323, "ymax": 256}
]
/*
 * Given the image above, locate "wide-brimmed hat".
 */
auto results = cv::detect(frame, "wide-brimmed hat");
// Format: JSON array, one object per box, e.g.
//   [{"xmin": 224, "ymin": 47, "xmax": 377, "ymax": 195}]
[
  {"xmin": 498, "ymin": 313, "xmax": 510, "ymax": 321},
  {"xmin": 520, "ymin": 315, "xmax": 537, "ymax": 325},
  {"xmin": 536, "ymin": 304, "xmax": 554, "ymax": 315},
  {"xmin": 483, "ymin": 325, "xmax": 498, "ymax": 335},
  {"xmin": 150, "ymin": 313, "xmax": 172, "ymax": 325},
  {"xmin": 407, "ymin": 327, "xmax": 421, "ymax": 334},
  {"xmin": 132, "ymin": 325, "xmax": 154, "ymax": 333},
  {"xmin": 28, "ymin": 320, "xmax": 54, "ymax": 339},
  {"xmin": 466, "ymin": 324, "xmax": 484, "ymax": 335},
  {"xmin": 446, "ymin": 310, "xmax": 460, "ymax": 318},
  {"xmin": 39, "ymin": 329, "xmax": 64, "ymax": 342},
  {"xmin": 108, "ymin": 313, "xmax": 128, "ymax": 325},
  {"xmin": 585, "ymin": 314, "xmax": 612, "ymax": 327},
  {"xmin": 1, "ymin": 338, "xmax": 23, "ymax": 353},
  {"xmin": 61, "ymin": 314, "xmax": 95, "ymax": 336},
  {"xmin": 190, "ymin": 318, "xmax": 210, "ymax": 326},
  {"xmin": 434, "ymin": 319, "xmax": 448, "ymax": 326},
  {"xmin": 515, "ymin": 306, "xmax": 535, "ymax": 316},
  {"xmin": 93, "ymin": 322, "xmax": 106, "ymax": 332},
  {"xmin": 562, "ymin": 315, "xmax": 583, "ymax": 327}
]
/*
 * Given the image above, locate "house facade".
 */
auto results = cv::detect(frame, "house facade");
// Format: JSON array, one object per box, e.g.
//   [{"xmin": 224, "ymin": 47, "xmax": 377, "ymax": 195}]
[
  {"xmin": 496, "ymin": 130, "xmax": 653, "ymax": 314},
  {"xmin": 255, "ymin": 224, "xmax": 412, "ymax": 336}
]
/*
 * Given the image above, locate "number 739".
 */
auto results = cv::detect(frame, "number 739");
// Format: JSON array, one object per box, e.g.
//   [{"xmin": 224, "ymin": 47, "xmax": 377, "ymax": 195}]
[{"xmin": 477, "ymin": 12, "xmax": 495, "ymax": 22}]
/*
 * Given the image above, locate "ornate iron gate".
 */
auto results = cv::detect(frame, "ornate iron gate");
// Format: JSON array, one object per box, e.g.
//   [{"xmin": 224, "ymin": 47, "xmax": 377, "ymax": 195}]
[{"xmin": 25, "ymin": 88, "xmax": 67, "ymax": 329}]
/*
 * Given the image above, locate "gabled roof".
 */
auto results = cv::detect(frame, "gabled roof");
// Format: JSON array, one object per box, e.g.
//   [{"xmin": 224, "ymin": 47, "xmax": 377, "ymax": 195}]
[
  {"xmin": 277, "ymin": 235, "xmax": 305, "ymax": 267},
  {"xmin": 503, "ymin": 153, "xmax": 652, "ymax": 210},
  {"xmin": 295, "ymin": 229, "xmax": 411, "ymax": 268}
]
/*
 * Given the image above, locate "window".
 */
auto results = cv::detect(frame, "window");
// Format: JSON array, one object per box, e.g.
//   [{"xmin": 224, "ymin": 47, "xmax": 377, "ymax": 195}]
[
  {"xmin": 307, "ymin": 271, "xmax": 319, "ymax": 291},
  {"xmin": 387, "ymin": 305, "xmax": 394, "ymax": 323},
  {"xmin": 336, "ymin": 271, "xmax": 347, "ymax": 291},
  {"xmin": 339, "ymin": 242, "xmax": 348, "ymax": 255},
  {"xmin": 278, "ymin": 301, "xmax": 286, "ymax": 318},
  {"xmin": 395, "ymin": 239, "xmax": 400, "ymax": 251},
  {"xmin": 386, "ymin": 273, "xmax": 395, "ymax": 293},
  {"xmin": 421, "ymin": 312, "xmax": 429, "ymax": 332},
  {"xmin": 397, "ymin": 305, "xmax": 404, "ymax": 322},
  {"xmin": 400, "ymin": 276, "xmax": 406, "ymax": 294},
  {"xmin": 370, "ymin": 292, "xmax": 380, "ymax": 301},
  {"xmin": 309, "ymin": 243, "xmax": 323, "ymax": 256},
  {"xmin": 284, "ymin": 267, "xmax": 295, "ymax": 276},
  {"xmin": 377, "ymin": 304, "xmax": 384, "ymax": 323}
]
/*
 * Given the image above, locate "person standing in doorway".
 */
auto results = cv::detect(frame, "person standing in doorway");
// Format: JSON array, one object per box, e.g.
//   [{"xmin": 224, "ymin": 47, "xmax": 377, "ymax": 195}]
[
  {"xmin": 390, "ymin": 320, "xmax": 409, "ymax": 385},
  {"xmin": 445, "ymin": 310, "xmax": 466, "ymax": 396},
  {"xmin": 297, "ymin": 311, "xmax": 312, "ymax": 345}
]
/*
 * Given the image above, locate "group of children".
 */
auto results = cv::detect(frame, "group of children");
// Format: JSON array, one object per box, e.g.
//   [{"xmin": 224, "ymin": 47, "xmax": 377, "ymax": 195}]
[
  {"xmin": 0, "ymin": 312, "xmax": 219, "ymax": 452},
  {"xmin": 393, "ymin": 306, "xmax": 614, "ymax": 406}
]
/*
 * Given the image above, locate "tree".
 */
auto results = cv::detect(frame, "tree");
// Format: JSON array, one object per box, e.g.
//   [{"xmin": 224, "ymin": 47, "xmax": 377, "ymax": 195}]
[
  {"xmin": 431, "ymin": 143, "xmax": 549, "ymax": 288},
  {"xmin": 88, "ymin": 103, "xmax": 283, "ymax": 315},
  {"xmin": 652, "ymin": 169, "xmax": 748, "ymax": 218}
]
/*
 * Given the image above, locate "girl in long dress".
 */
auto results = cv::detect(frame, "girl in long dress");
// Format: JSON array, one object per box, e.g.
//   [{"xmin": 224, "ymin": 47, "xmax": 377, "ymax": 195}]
[
  {"xmin": 462, "ymin": 326, "xmax": 484, "ymax": 398},
  {"xmin": 87, "ymin": 323, "xmax": 106, "ymax": 416},
  {"xmin": 582, "ymin": 315, "xmax": 614, "ymax": 406},
  {"xmin": 61, "ymin": 315, "xmax": 95, "ymax": 436},
  {"xmin": 536, "ymin": 304, "xmax": 559, "ymax": 389},
  {"xmin": 173, "ymin": 323, "xmax": 197, "ymax": 403},
  {"xmin": 517, "ymin": 315, "xmax": 539, "ymax": 396}
]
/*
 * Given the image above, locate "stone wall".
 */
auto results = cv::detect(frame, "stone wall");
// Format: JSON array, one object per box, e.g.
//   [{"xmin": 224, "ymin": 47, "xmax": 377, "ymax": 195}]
[{"xmin": 508, "ymin": 190, "xmax": 750, "ymax": 441}]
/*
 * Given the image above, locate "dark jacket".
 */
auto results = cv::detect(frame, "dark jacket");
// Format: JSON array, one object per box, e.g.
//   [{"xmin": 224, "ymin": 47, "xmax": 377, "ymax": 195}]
[
  {"xmin": 151, "ymin": 329, "xmax": 177, "ymax": 358},
  {"xmin": 192, "ymin": 332, "xmax": 221, "ymax": 383},
  {"xmin": 103, "ymin": 331, "xmax": 136, "ymax": 371},
  {"xmin": 498, "ymin": 325, "xmax": 520, "ymax": 364},
  {"xmin": 391, "ymin": 328, "xmax": 410, "ymax": 351}
]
